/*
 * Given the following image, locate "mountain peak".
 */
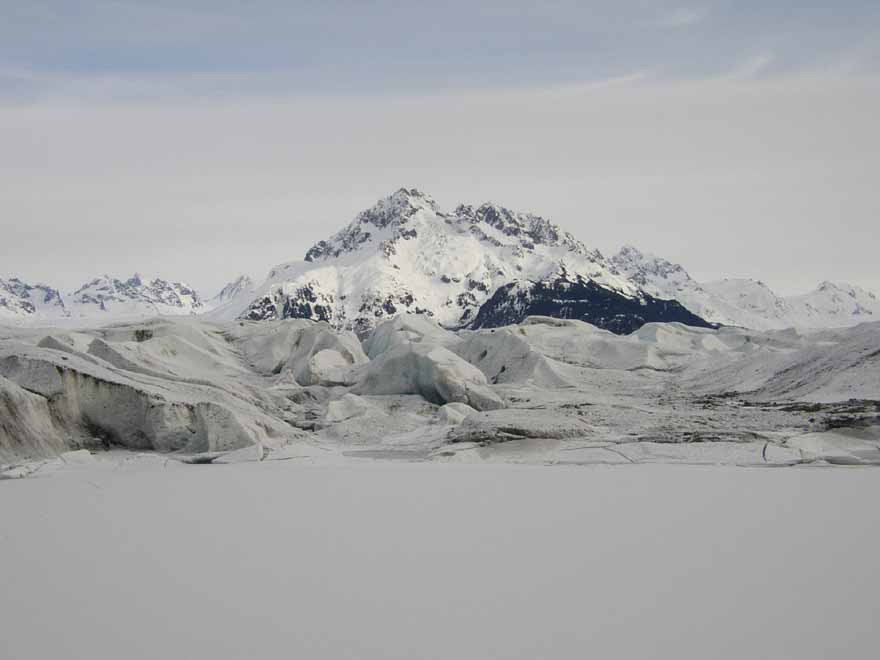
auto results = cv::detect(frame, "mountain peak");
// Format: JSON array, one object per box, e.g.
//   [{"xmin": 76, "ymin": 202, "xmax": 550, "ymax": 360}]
[
  {"xmin": 69, "ymin": 273, "xmax": 203, "ymax": 316},
  {"xmin": 362, "ymin": 187, "xmax": 439, "ymax": 223},
  {"xmin": 815, "ymin": 280, "xmax": 857, "ymax": 294},
  {"xmin": 211, "ymin": 275, "xmax": 256, "ymax": 306},
  {"xmin": 453, "ymin": 202, "xmax": 592, "ymax": 257},
  {"xmin": 248, "ymin": 190, "xmax": 644, "ymax": 332},
  {"xmin": 611, "ymin": 244, "xmax": 691, "ymax": 287},
  {"xmin": 304, "ymin": 188, "xmax": 441, "ymax": 262},
  {"xmin": 1, "ymin": 277, "xmax": 68, "ymax": 319}
]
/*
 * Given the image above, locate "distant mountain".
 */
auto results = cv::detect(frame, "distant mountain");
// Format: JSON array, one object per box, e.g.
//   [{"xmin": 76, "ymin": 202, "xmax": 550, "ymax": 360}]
[
  {"xmin": 787, "ymin": 281, "xmax": 880, "ymax": 326},
  {"xmin": 207, "ymin": 275, "xmax": 255, "ymax": 308},
  {"xmin": 241, "ymin": 188, "xmax": 704, "ymax": 334},
  {"xmin": 612, "ymin": 246, "xmax": 879, "ymax": 329},
  {"xmin": 0, "ymin": 278, "xmax": 67, "ymax": 320},
  {"xmin": 2, "ymin": 191, "xmax": 877, "ymax": 334},
  {"xmin": 0, "ymin": 273, "xmax": 203, "ymax": 322},
  {"xmin": 68, "ymin": 274, "xmax": 203, "ymax": 318},
  {"xmin": 201, "ymin": 275, "xmax": 257, "ymax": 321}
]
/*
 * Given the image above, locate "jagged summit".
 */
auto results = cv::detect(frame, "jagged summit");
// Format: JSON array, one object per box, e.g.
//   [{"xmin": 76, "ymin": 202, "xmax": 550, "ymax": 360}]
[
  {"xmin": 305, "ymin": 188, "xmax": 440, "ymax": 262},
  {"xmin": 1, "ymin": 273, "xmax": 204, "ymax": 322},
  {"xmin": 200, "ymin": 275, "xmax": 258, "ymax": 320},
  {"xmin": 70, "ymin": 273, "xmax": 203, "ymax": 316},
  {"xmin": 241, "ymin": 189, "xmax": 696, "ymax": 334},
  {"xmin": 612, "ymin": 245, "xmax": 693, "ymax": 288},
  {"xmin": 211, "ymin": 275, "xmax": 255, "ymax": 305},
  {"xmin": 0, "ymin": 278, "xmax": 67, "ymax": 319}
]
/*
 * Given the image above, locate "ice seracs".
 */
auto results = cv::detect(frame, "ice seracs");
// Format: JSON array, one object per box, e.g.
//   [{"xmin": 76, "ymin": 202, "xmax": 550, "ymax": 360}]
[
  {"xmin": 353, "ymin": 342, "xmax": 505, "ymax": 411},
  {"xmin": 1, "ymin": 312, "xmax": 878, "ymax": 468}
]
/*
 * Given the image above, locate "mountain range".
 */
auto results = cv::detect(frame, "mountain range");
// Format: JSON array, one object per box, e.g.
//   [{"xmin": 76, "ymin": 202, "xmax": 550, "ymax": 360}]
[
  {"xmin": 1, "ymin": 274, "xmax": 209, "ymax": 322},
  {"xmin": 2, "ymin": 188, "xmax": 877, "ymax": 332}
]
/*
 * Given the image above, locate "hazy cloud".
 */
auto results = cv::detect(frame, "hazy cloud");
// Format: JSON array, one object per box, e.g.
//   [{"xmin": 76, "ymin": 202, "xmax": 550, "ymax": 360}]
[
  {"xmin": 2, "ymin": 75, "xmax": 878, "ymax": 297},
  {"xmin": 727, "ymin": 52, "xmax": 776, "ymax": 80},
  {"xmin": 657, "ymin": 6, "xmax": 710, "ymax": 28},
  {"xmin": 1, "ymin": 2, "xmax": 879, "ymax": 298}
]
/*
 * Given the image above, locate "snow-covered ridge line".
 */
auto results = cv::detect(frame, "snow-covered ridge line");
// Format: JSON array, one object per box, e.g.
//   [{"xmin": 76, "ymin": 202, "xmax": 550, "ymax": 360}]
[
  {"xmin": 611, "ymin": 245, "xmax": 880, "ymax": 330},
  {"xmin": 1, "ymin": 273, "xmax": 253, "ymax": 323},
  {"xmin": 3, "ymin": 188, "xmax": 877, "ymax": 332},
  {"xmin": 234, "ymin": 187, "xmax": 878, "ymax": 333}
]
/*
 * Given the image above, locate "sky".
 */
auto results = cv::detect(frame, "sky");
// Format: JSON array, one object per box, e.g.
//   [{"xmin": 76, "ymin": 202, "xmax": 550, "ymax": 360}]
[{"xmin": 2, "ymin": 1, "xmax": 879, "ymax": 297}]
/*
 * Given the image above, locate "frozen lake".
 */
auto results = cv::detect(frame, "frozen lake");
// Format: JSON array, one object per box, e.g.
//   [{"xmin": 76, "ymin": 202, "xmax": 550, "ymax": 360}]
[{"xmin": 2, "ymin": 456, "xmax": 878, "ymax": 659}]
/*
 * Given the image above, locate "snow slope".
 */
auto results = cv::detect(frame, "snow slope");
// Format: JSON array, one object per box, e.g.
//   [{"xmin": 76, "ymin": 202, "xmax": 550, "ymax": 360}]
[
  {"xmin": 788, "ymin": 280, "xmax": 880, "ymax": 327},
  {"xmin": 205, "ymin": 274, "xmax": 256, "ymax": 309}
]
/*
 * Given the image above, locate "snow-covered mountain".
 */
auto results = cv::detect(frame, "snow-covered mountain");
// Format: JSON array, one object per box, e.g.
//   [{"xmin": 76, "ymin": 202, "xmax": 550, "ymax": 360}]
[
  {"xmin": 1, "ymin": 273, "xmax": 204, "ymax": 322},
  {"xmin": 3, "ymin": 192, "xmax": 876, "ymax": 333},
  {"xmin": 200, "ymin": 275, "xmax": 258, "ymax": 320},
  {"xmin": 209, "ymin": 275, "xmax": 255, "ymax": 306},
  {"xmin": 68, "ymin": 274, "xmax": 203, "ymax": 318},
  {"xmin": 240, "ymin": 188, "xmax": 708, "ymax": 334},
  {"xmin": 788, "ymin": 281, "xmax": 880, "ymax": 326},
  {"xmin": 612, "ymin": 246, "xmax": 880, "ymax": 329},
  {"xmin": 0, "ymin": 278, "xmax": 68, "ymax": 320}
]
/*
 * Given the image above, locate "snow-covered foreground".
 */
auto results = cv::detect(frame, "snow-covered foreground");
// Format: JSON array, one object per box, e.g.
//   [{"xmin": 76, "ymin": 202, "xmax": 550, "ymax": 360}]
[{"xmin": 1, "ymin": 455, "xmax": 878, "ymax": 660}]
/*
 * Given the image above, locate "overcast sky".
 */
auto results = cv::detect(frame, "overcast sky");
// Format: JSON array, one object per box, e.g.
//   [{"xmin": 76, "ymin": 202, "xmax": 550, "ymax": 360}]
[{"xmin": 2, "ymin": 1, "xmax": 879, "ymax": 296}]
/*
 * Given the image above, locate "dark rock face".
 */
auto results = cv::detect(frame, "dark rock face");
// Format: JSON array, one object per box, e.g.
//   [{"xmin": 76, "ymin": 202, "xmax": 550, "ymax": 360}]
[
  {"xmin": 469, "ymin": 275, "xmax": 714, "ymax": 335},
  {"xmin": 244, "ymin": 282, "xmax": 336, "ymax": 326},
  {"xmin": 283, "ymin": 286, "xmax": 334, "ymax": 324},
  {"xmin": 243, "ymin": 295, "xmax": 279, "ymax": 321}
]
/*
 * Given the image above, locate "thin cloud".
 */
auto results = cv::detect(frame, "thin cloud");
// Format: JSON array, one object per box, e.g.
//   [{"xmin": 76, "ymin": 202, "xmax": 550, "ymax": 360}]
[
  {"xmin": 726, "ymin": 52, "xmax": 775, "ymax": 80},
  {"xmin": 657, "ymin": 6, "xmax": 710, "ymax": 28}
]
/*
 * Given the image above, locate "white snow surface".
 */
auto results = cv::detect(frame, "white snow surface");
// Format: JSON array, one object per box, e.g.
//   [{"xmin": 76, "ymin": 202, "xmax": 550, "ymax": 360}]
[
  {"xmin": 1, "ymin": 458, "xmax": 879, "ymax": 660},
  {"xmin": 201, "ymin": 274, "xmax": 258, "ymax": 320}
]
